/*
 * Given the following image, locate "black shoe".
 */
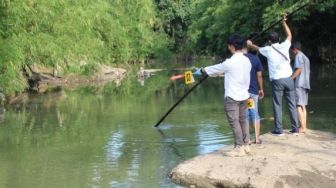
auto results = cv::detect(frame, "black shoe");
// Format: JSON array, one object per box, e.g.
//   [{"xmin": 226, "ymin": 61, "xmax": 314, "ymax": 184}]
[
  {"xmin": 271, "ymin": 130, "xmax": 285, "ymax": 136},
  {"xmin": 289, "ymin": 129, "xmax": 299, "ymax": 136}
]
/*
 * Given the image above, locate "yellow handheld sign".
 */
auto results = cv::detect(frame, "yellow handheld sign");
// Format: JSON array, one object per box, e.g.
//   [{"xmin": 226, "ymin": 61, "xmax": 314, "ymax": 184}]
[
  {"xmin": 247, "ymin": 98, "xmax": 255, "ymax": 109},
  {"xmin": 184, "ymin": 71, "xmax": 195, "ymax": 85}
]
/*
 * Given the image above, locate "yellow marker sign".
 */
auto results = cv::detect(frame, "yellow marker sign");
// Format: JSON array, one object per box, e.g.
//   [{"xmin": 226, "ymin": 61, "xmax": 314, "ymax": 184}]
[
  {"xmin": 247, "ymin": 98, "xmax": 255, "ymax": 109},
  {"xmin": 184, "ymin": 71, "xmax": 195, "ymax": 85}
]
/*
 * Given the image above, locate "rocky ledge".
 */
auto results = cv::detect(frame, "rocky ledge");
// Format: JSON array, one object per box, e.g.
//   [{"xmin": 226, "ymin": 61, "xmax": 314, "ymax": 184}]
[
  {"xmin": 170, "ymin": 130, "xmax": 336, "ymax": 188},
  {"xmin": 26, "ymin": 64, "xmax": 127, "ymax": 93}
]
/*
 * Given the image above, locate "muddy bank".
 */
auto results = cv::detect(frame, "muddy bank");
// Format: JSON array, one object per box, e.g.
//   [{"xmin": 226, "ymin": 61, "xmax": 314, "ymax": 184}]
[{"xmin": 170, "ymin": 130, "xmax": 336, "ymax": 188}]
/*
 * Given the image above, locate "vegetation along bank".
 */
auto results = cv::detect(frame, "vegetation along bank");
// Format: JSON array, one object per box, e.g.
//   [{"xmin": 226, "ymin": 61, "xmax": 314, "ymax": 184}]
[{"xmin": 0, "ymin": 0, "xmax": 335, "ymax": 96}]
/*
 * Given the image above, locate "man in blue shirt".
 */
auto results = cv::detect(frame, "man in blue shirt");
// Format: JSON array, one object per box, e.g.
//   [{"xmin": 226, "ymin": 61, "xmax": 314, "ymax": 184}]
[{"xmin": 244, "ymin": 47, "xmax": 264, "ymax": 144}]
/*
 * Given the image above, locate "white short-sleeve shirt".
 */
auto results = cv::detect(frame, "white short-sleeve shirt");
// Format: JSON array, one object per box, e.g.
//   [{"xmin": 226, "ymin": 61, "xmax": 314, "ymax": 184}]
[
  {"xmin": 204, "ymin": 52, "xmax": 251, "ymax": 101},
  {"xmin": 259, "ymin": 40, "xmax": 293, "ymax": 80}
]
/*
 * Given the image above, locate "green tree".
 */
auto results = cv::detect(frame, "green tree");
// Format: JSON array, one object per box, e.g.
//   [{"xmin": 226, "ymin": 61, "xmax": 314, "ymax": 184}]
[
  {"xmin": 155, "ymin": 0, "xmax": 191, "ymax": 52},
  {"xmin": 0, "ymin": 0, "xmax": 170, "ymax": 94},
  {"xmin": 187, "ymin": 0, "xmax": 335, "ymax": 58}
]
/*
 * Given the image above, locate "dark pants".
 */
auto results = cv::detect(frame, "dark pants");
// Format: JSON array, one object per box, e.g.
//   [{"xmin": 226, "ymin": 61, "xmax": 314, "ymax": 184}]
[
  {"xmin": 224, "ymin": 97, "xmax": 249, "ymax": 146},
  {"xmin": 271, "ymin": 77, "xmax": 299, "ymax": 132}
]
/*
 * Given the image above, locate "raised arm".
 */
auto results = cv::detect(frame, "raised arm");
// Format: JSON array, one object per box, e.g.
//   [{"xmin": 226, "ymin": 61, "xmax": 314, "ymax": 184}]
[{"xmin": 282, "ymin": 15, "xmax": 292, "ymax": 42}]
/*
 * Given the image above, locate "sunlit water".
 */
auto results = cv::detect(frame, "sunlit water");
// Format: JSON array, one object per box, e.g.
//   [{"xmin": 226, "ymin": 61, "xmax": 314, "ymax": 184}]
[{"xmin": 0, "ymin": 64, "xmax": 335, "ymax": 188}]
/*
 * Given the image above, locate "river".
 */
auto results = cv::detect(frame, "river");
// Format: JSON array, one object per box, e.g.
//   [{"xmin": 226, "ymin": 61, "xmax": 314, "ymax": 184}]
[{"xmin": 0, "ymin": 64, "xmax": 335, "ymax": 188}]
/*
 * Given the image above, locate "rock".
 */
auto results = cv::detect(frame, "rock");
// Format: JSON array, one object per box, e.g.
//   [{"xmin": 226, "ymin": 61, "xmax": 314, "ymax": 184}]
[
  {"xmin": 137, "ymin": 67, "xmax": 165, "ymax": 86},
  {"xmin": 137, "ymin": 67, "xmax": 165, "ymax": 78},
  {"xmin": 97, "ymin": 65, "xmax": 126, "ymax": 76},
  {"xmin": 29, "ymin": 64, "xmax": 54, "ymax": 75},
  {"xmin": 26, "ymin": 64, "xmax": 127, "ymax": 92},
  {"xmin": 170, "ymin": 130, "xmax": 336, "ymax": 188},
  {"xmin": 94, "ymin": 65, "xmax": 127, "ymax": 86}
]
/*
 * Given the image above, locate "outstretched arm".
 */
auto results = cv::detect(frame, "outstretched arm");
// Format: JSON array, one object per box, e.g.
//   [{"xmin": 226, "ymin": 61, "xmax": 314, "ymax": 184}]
[{"xmin": 247, "ymin": 40, "xmax": 260, "ymax": 51}]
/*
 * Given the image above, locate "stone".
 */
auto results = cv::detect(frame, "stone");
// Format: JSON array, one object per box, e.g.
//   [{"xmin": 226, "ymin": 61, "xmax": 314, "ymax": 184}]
[{"xmin": 170, "ymin": 130, "xmax": 336, "ymax": 188}]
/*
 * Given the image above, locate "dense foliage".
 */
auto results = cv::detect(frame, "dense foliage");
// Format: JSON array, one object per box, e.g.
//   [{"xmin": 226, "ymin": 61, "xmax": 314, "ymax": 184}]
[
  {"xmin": 0, "ymin": 0, "xmax": 170, "ymax": 94},
  {"xmin": 0, "ymin": 0, "xmax": 335, "ymax": 94},
  {"xmin": 155, "ymin": 0, "xmax": 191, "ymax": 52},
  {"xmin": 187, "ymin": 0, "xmax": 335, "ymax": 56}
]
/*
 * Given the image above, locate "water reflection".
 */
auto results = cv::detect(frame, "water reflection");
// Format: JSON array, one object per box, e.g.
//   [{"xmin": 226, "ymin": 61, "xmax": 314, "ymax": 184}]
[
  {"xmin": 196, "ymin": 123, "xmax": 230, "ymax": 154},
  {"xmin": 105, "ymin": 130, "xmax": 124, "ymax": 166},
  {"xmin": 157, "ymin": 128, "xmax": 186, "ymax": 160}
]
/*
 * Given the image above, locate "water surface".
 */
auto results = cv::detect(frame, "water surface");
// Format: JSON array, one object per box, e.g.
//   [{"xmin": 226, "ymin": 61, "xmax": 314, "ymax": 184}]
[{"xmin": 0, "ymin": 65, "xmax": 335, "ymax": 188}]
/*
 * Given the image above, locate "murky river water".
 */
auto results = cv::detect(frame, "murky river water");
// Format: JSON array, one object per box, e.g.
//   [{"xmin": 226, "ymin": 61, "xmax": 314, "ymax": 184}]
[{"xmin": 0, "ymin": 65, "xmax": 335, "ymax": 188}]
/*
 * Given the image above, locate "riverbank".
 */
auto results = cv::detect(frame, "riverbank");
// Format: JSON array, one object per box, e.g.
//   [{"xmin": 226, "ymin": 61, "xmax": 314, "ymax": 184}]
[
  {"xmin": 0, "ymin": 64, "xmax": 169, "ymax": 105},
  {"xmin": 170, "ymin": 130, "xmax": 336, "ymax": 188},
  {"xmin": 25, "ymin": 64, "xmax": 128, "ymax": 93}
]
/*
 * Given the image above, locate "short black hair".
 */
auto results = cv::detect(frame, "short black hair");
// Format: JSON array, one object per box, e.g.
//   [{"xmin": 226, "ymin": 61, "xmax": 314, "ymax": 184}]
[
  {"xmin": 291, "ymin": 41, "xmax": 302, "ymax": 50},
  {"xmin": 227, "ymin": 34, "xmax": 245, "ymax": 50},
  {"xmin": 268, "ymin": 32, "xmax": 280, "ymax": 43}
]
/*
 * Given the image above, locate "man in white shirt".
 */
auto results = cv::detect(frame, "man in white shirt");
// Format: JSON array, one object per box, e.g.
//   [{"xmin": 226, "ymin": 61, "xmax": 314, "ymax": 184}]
[
  {"xmin": 247, "ymin": 16, "xmax": 299, "ymax": 136},
  {"xmin": 197, "ymin": 34, "xmax": 252, "ymax": 157}
]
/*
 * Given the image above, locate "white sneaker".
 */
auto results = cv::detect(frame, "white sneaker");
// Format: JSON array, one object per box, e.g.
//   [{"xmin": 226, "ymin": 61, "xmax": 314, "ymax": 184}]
[{"xmin": 225, "ymin": 146, "xmax": 246, "ymax": 157}]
